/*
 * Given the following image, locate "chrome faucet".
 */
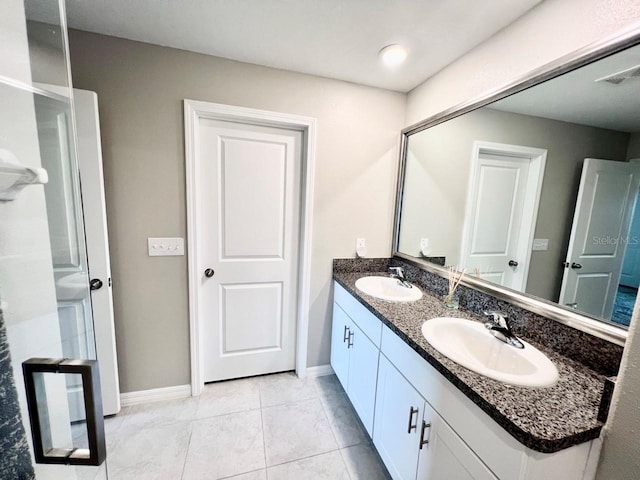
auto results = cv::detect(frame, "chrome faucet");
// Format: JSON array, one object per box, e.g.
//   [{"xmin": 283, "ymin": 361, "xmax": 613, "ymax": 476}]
[
  {"xmin": 483, "ymin": 311, "xmax": 524, "ymax": 349},
  {"xmin": 389, "ymin": 266, "xmax": 412, "ymax": 289}
]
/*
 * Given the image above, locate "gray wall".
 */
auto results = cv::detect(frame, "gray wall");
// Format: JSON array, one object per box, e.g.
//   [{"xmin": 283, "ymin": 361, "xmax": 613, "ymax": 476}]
[
  {"xmin": 627, "ymin": 132, "xmax": 640, "ymax": 160},
  {"xmin": 68, "ymin": 30, "xmax": 406, "ymax": 393},
  {"xmin": 399, "ymin": 107, "xmax": 630, "ymax": 301},
  {"xmin": 405, "ymin": 0, "xmax": 640, "ymax": 478}
]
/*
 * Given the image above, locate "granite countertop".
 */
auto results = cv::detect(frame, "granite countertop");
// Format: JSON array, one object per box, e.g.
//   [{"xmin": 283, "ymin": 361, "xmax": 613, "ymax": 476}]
[{"xmin": 333, "ymin": 271, "xmax": 607, "ymax": 454}]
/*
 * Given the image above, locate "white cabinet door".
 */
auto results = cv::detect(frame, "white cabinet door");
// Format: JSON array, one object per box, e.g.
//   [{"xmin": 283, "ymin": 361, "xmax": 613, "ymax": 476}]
[
  {"xmin": 330, "ymin": 302, "xmax": 351, "ymax": 389},
  {"xmin": 374, "ymin": 355, "xmax": 423, "ymax": 480},
  {"xmin": 347, "ymin": 320, "xmax": 379, "ymax": 435},
  {"xmin": 418, "ymin": 402, "xmax": 497, "ymax": 480}
]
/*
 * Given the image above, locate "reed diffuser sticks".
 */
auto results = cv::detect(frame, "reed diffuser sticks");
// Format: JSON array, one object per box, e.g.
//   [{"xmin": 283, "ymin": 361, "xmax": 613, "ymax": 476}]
[{"xmin": 444, "ymin": 266, "xmax": 465, "ymax": 309}]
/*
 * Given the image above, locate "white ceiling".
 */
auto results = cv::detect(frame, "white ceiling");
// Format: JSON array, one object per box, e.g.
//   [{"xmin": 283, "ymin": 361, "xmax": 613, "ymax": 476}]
[
  {"xmin": 491, "ymin": 44, "xmax": 640, "ymax": 133},
  {"xmin": 60, "ymin": 0, "xmax": 543, "ymax": 93}
]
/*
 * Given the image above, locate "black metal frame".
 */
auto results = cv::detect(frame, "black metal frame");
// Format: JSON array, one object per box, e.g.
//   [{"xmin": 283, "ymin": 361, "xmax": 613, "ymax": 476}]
[{"xmin": 22, "ymin": 358, "xmax": 106, "ymax": 466}]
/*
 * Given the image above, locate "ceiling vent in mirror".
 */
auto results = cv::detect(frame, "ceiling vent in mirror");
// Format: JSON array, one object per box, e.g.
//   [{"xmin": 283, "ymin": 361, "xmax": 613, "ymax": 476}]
[{"xmin": 595, "ymin": 65, "xmax": 640, "ymax": 85}]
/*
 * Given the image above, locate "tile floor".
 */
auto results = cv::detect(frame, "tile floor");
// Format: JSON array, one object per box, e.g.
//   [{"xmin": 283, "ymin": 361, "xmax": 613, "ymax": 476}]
[{"xmin": 100, "ymin": 372, "xmax": 390, "ymax": 480}]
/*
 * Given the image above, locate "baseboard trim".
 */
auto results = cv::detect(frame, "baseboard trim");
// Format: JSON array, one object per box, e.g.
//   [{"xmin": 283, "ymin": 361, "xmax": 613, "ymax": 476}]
[
  {"xmin": 305, "ymin": 364, "xmax": 334, "ymax": 377},
  {"xmin": 120, "ymin": 384, "xmax": 191, "ymax": 407}
]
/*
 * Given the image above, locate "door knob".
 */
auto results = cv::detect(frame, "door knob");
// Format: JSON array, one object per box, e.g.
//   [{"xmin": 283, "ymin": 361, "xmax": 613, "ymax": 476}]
[
  {"xmin": 90, "ymin": 278, "xmax": 103, "ymax": 291},
  {"xmin": 571, "ymin": 263, "xmax": 582, "ymax": 269},
  {"xmin": 204, "ymin": 268, "xmax": 215, "ymax": 278},
  {"xmin": 508, "ymin": 260, "xmax": 519, "ymax": 267}
]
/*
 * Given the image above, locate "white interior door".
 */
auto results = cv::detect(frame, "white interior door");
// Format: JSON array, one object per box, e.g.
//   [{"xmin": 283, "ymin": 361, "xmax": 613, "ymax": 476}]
[
  {"xmin": 462, "ymin": 151, "xmax": 533, "ymax": 289},
  {"xmin": 559, "ymin": 158, "xmax": 640, "ymax": 319},
  {"xmin": 198, "ymin": 118, "xmax": 301, "ymax": 382},
  {"xmin": 73, "ymin": 89, "xmax": 120, "ymax": 416},
  {"xmin": 36, "ymin": 93, "xmax": 95, "ymax": 424},
  {"xmin": 620, "ymin": 189, "xmax": 640, "ymax": 288}
]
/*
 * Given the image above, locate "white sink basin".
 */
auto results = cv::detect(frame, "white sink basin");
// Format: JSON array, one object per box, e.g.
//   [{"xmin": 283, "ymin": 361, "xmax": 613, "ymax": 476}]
[
  {"xmin": 422, "ymin": 317, "xmax": 558, "ymax": 388},
  {"xmin": 355, "ymin": 276, "xmax": 423, "ymax": 302},
  {"xmin": 56, "ymin": 272, "xmax": 89, "ymax": 301}
]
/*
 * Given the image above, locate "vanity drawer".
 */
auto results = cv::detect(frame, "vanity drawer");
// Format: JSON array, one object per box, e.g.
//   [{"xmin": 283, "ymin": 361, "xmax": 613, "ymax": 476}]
[
  {"xmin": 380, "ymin": 324, "xmax": 525, "ymax": 480},
  {"xmin": 334, "ymin": 281, "xmax": 382, "ymax": 347}
]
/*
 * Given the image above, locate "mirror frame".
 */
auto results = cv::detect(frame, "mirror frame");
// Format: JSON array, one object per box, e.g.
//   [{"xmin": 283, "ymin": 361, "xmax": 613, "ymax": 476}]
[{"xmin": 393, "ymin": 23, "xmax": 640, "ymax": 347}]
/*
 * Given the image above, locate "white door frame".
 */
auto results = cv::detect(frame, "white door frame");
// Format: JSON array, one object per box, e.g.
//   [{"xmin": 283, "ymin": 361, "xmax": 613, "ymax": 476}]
[
  {"xmin": 460, "ymin": 141, "xmax": 547, "ymax": 291},
  {"xmin": 184, "ymin": 100, "xmax": 316, "ymax": 396}
]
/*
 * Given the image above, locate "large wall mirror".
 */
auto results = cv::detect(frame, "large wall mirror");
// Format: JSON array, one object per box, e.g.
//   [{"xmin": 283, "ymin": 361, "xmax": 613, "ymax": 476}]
[{"xmin": 395, "ymin": 29, "xmax": 640, "ymax": 344}]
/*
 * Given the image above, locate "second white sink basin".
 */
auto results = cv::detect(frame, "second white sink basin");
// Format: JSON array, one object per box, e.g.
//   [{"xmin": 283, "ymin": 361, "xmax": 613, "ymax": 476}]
[
  {"xmin": 355, "ymin": 276, "xmax": 423, "ymax": 302},
  {"xmin": 422, "ymin": 317, "xmax": 558, "ymax": 388}
]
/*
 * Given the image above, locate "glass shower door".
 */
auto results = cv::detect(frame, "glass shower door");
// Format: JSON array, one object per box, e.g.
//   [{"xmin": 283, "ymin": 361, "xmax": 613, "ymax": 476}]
[{"xmin": 0, "ymin": 1, "xmax": 108, "ymax": 479}]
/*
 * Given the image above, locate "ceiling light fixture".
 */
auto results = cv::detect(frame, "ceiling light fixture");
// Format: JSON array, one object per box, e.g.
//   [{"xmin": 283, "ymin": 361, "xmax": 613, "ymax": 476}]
[{"xmin": 379, "ymin": 44, "xmax": 408, "ymax": 67}]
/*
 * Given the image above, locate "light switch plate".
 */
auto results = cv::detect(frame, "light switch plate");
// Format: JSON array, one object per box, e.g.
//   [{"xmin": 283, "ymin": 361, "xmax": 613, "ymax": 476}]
[
  {"xmin": 532, "ymin": 238, "xmax": 549, "ymax": 251},
  {"xmin": 148, "ymin": 237, "xmax": 185, "ymax": 256}
]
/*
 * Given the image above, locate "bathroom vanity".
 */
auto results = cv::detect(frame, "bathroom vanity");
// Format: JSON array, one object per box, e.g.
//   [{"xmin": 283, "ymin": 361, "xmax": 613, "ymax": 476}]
[
  {"xmin": 328, "ymin": 26, "xmax": 640, "ymax": 480},
  {"xmin": 330, "ymin": 259, "xmax": 612, "ymax": 480}
]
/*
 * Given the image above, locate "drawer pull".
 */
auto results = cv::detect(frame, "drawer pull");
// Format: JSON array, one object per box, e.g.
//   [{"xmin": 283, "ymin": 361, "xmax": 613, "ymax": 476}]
[
  {"xmin": 419, "ymin": 420, "xmax": 431, "ymax": 449},
  {"xmin": 343, "ymin": 325, "xmax": 350, "ymax": 343},
  {"xmin": 347, "ymin": 331, "xmax": 354, "ymax": 348},
  {"xmin": 407, "ymin": 406, "xmax": 419, "ymax": 433}
]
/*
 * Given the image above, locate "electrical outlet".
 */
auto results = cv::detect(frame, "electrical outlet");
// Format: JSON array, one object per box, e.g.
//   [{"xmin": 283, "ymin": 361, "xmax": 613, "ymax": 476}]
[
  {"xmin": 355, "ymin": 238, "xmax": 367, "ymax": 257},
  {"xmin": 148, "ymin": 237, "xmax": 185, "ymax": 256}
]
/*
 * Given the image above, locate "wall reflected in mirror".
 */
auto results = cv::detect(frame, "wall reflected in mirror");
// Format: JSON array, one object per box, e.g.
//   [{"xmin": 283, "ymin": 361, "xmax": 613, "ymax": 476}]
[{"xmin": 397, "ymin": 43, "xmax": 640, "ymax": 328}]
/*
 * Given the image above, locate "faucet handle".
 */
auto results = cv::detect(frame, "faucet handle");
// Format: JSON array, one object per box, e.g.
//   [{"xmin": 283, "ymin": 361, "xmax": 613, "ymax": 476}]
[
  {"xmin": 483, "ymin": 311, "xmax": 508, "ymax": 329},
  {"xmin": 389, "ymin": 266, "xmax": 404, "ymax": 277}
]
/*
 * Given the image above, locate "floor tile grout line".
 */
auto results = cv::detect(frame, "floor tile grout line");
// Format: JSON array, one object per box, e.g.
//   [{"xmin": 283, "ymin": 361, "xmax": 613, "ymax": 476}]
[
  {"xmin": 260, "ymin": 395, "xmax": 319, "ymax": 410},
  {"xmin": 180, "ymin": 422, "xmax": 195, "ymax": 480},
  {"xmin": 193, "ymin": 404, "xmax": 262, "ymax": 422},
  {"xmin": 259, "ymin": 403, "xmax": 269, "ymax": 480},
  {"xmin": 317, "ymin": 387, "xmax": 344, "ymax": 449},
  {"xmin": 258, "ymin": 375, "xmax": 270, "ymax": 480},
  {"xmin": 218, "ymin": 467, "xmax": 267, "ymax": 480},
  {"xmin": 337, "ymin": 446, "xmax": 355, "ymax": 480},
  {"xmin": 265, "ymin": 445, "xmax": 344, "ymax": 468}
]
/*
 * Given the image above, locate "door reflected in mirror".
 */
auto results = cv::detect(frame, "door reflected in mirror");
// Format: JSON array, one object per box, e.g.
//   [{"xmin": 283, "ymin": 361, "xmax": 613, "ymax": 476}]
[{"xmin": 397, "ymin": 43, "xmax": 640, "ymax": 328}]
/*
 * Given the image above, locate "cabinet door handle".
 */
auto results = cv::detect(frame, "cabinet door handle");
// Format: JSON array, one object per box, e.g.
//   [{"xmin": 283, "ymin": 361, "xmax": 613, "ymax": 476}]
[
  {"xmin": 347, "ymin": 331, "xmax": 354, "ymax": 348},
  {"xmin": 343, "ymin": 325, "xmax": 350, "ymax": 343},
  {"xmin": 419, "ymin": 420, "xmax": 431, "ymax": 449},
  {"xmin": 407, "ymin": 406, "xmax": 419, "ymax": 433}
]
